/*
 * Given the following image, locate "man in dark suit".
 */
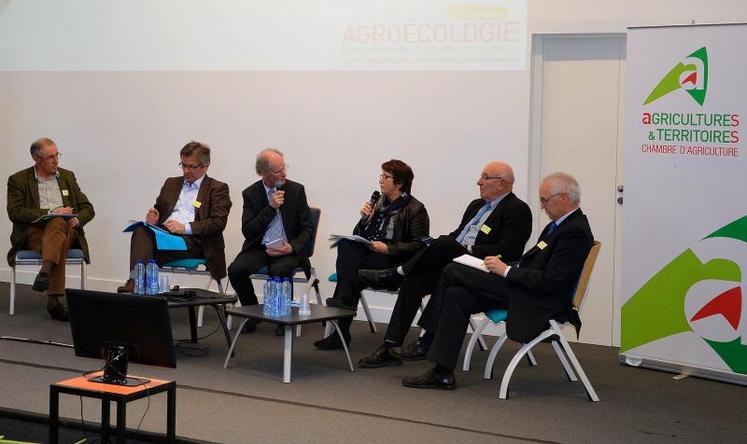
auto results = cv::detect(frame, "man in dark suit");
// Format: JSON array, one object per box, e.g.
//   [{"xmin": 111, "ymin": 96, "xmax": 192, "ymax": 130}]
[
  {"xmin": 7, "ymin": 137, "xmax": 95, "ymax": 321},
  {"xmin": 357, "ymin": 161, "xmax": 532, "ymax": 368},
  {"xmin": 228, "ymin": 148, "xmax": 314, "ymax": 333},
  {"xmin": 401, "ymin": 172, "xmax": 594, "ymax": 390},
  {"xmin": 117, "ymin": 141, "xmax": 231, "ymax": 292}
]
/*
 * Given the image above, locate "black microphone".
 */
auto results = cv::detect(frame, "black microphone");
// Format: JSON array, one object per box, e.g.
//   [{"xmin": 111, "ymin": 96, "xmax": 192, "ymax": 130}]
[
  {"xmin": 369, "ymin": 190, "xmax": 380, "ymax": 206},
  {"xmin": 274, "ymin": 180, "xmax": 285, "ymax": 192}
]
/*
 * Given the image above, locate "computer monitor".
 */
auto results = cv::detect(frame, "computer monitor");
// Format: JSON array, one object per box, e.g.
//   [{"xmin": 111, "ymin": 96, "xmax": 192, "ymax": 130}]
[{"xmin": 67, "ymin": 289, "xmax": 176, "ymax": 386}]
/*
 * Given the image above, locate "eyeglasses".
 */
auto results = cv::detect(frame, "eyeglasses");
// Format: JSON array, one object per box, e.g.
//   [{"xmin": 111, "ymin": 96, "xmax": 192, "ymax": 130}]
[
  {"xmin": 39, "ymin": 152, "xmax": 61, "ymax": 161},
  {"xmin": 540, "ymin": 192, "xmax": 565, "ymax": 205},
  {"xmin": 379, "ymin": 173, "xmax": 394, "ymax": 181},
  {"xmin": 179, "ymin": 162, "xmax": 206, "ymax": 171},
  {"xmin": 479, "ymin": 174, "xmax": 503, "ymax": 181},
  {"xmin": 271, "ymin": 164, "xmax": 289, "ymax": 175}
]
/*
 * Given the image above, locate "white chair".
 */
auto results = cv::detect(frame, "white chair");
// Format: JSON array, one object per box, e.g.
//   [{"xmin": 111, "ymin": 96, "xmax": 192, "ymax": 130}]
[
  {"xmin": 9, "ymin": 249, "xmax": 86, "ymax": 315},
  {"xmin": 463, "ymin": 241, "xmax": 601, "ymax": 401},
  {"xmin": 159, "ymin": 258, "xmax": 226, "ymax": 327}
]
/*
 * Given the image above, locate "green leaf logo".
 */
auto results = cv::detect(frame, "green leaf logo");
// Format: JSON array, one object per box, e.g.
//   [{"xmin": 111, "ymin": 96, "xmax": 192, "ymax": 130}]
[{"xmin": 643, "ymin": 47, "xmax": 708, "ymax": 105}]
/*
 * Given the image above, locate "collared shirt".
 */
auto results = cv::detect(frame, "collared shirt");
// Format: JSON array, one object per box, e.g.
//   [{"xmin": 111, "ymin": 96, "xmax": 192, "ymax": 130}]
[
  {"xmin": 262, "ymin": 182, "xmax": 288, "ymax": 244},
  {"xmin": 457, "ymin": 192, "xmax": 508, "ymax": 250},
  {"xmin": 34, "ymin": 167, "xmax": 63, "ymax": 211},
  {"xmin": 166, "ymin": 174, "xmax": 205, "ymax": 235}
]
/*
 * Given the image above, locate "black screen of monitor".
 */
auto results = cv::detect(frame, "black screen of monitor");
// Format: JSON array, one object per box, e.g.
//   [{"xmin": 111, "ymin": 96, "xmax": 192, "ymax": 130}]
[{"xmin": 67, "ymin": 289, "xmax": 176, "ymax": 385}]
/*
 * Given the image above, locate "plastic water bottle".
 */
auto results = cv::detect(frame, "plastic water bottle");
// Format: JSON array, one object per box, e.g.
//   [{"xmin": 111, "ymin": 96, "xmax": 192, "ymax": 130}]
[
  {"xmin": 263, "ymin": 277, "xmax": 274, "ymax": 316},
  {"xmin": 273, "ymin": 277, "xmax": 282, "ymax": 316},
  {"xmin": 281, "ymin": 277, "xmax": 292, "ymax": 316},
  {"xmin": 134, "ymin": 259, "xmax": 146, "ymax": 295},
  {"xmin": 146, "ymin": 259, "xmax": 160, "ymax": 296}
]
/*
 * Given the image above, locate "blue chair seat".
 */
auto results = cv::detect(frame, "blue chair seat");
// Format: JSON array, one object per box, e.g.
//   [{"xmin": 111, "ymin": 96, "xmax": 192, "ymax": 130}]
[
  {"xmin": 162, "ymin": 258, "xmax": 206, "ymax": 269},
  {"xmin": 328, "ymin": 272, "xmax": 337, "ymax": 282},
  {"xmin": 16, "ymin": 249, "xmax": 85, "ymax": 261},
  {"xmin": 485, "ymin": 309, "xmax": 508, "ymax": 323}
]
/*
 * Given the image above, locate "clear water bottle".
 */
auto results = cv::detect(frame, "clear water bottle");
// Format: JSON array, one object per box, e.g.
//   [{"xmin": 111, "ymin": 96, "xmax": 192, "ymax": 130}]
[
  {"xmin": 273, "ymin": 276, "xmax": 282, "ymax": 316},
  {"xmin": 281, "ymin": 277, "xmax": 292, "ymax": 316},
  {"xmin": 133, "ymin": 259, "xmax": 146, "ymax": 295},
  {"xmin": 146, "ymin": 259, "xmax": 160, "ymax": 296},
  {"xmin": 263, "ymin": 277, "xmax": 274, "ymax": 316}
]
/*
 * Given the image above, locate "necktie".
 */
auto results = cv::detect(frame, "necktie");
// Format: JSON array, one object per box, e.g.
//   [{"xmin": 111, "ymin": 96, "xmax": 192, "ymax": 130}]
[
  {"xmin": 263, "ymin": 189, "xmax": 286, "ymax": 245},
  {"xmin": 456, "ymin": 202, "xmax": 492, "ymax": 243},
  {"xmin": 546, "ymin": 221, "xmax": 557, "ymax": 236}
]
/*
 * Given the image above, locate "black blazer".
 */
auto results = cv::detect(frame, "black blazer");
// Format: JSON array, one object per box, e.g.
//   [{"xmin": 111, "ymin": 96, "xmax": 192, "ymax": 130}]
[
  {"xmin": 353, "ymin": 195, "xmax": 429, "ymax": 260},
  {"xmin": 506, "ymin": 208, "xmax": 594, "ymax": 314},
  {"xmin": 239, "ymin": 179, "xmax": 314, "ymax": 257},
  {"xmin": 448, "ymin": 193, "xmax": 532, "ymax": 262}
]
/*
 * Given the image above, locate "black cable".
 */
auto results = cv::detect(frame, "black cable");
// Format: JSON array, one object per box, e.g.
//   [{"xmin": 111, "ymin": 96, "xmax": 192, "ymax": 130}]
[{"xmin": 0, "ymin": 335, "xmax": 73, "ymax": 348}]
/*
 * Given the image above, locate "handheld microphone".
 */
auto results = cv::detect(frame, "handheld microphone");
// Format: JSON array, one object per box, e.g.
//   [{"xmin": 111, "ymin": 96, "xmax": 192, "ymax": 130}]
[
  {"xmin": 369, "ymin": 190, "xmax": 381, "ymax": 206},
  {"xmin": 274, "ymin": 180, "xmax": 285, "ymax": 192}
]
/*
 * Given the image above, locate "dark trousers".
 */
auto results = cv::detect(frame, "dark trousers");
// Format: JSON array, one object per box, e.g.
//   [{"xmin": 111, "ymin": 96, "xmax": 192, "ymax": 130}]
[
  {"xmin": 333, "ymin": 239, "xmax": 400, "ymax": 337},
  {"xmin": 23, "ymin": 217, "xmax": 78, "ymax": 296},
  {"xmin": 228, "ymin": 248, "xmax": 303, "ymax": 306},
  {"xmin": 418, "ymin": 263, "xmax": 511, "ymax": 371},
  {"xmin": 384, "ymin": 235, "xmax": 468, "ymax": 345},
  {"xmin": 128, "ymin": 226, "xmax": 204, "ymax": 269}
]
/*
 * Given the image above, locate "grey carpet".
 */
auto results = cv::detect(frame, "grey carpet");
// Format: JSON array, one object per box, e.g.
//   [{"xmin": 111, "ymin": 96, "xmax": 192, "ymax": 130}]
[{"xmin": 1, "ymin": 283, "xmax": 745, "ymax": 443}]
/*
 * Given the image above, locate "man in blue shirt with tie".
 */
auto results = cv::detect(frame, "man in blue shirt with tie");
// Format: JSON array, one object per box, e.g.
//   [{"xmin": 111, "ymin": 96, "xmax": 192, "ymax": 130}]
[
  {"xmin": 357, "ymin": 161, "xmax": 532, "ymax": 368},
  {"xmin": 117, "ymin": 141, "xmax": 232, "ymax": 293},
  {"xmin": 227, "ymin": 148, "xmax": 314, "ymax": 333}
]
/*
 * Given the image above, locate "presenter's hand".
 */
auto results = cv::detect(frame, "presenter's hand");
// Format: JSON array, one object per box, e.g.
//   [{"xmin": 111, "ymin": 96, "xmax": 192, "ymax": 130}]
[
  {"xmin": 266, "ymin": 242, "xmax": 292, "ymax": 257},
  {"xmin": 145, "ymin": 208, "xmax": 159, "ymax": 225},
  {"xmin": 369, "ymin": 241, "xmax": 389, "ymax": 254},
  {"xmin": 360, "ymin": 202, "xmax": 373, "ymax": 218},
  {"xmin": 269, "ymin": 190, "xmax": 285, "ymax": 209},
  {"xmin": 51, "ymin": 206, "xmax": 73, "ymax": 215},
  {"xmin": 484, "ymin": 256, "xmax": 508, "ymax": 276},
  {"xmin": 164, "ymin": 220, "xmax": 186, "ymax": 234},
  {"xmin": 67, "ymin": 217, "xmax": 80, "ymax": 227}
]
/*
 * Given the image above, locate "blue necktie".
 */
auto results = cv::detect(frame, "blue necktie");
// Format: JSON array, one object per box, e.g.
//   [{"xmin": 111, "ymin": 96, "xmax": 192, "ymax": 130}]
[
  {"xmin": 262, "ymin": 189, "xmax": 286, "ymax": 245},
  {"xmin": 456, "ymin": 202, "xmax": 492, "ymax": 244},
  {"xmin": 546, "ymin": 221, "xmax": 557, "ymax": 236}
]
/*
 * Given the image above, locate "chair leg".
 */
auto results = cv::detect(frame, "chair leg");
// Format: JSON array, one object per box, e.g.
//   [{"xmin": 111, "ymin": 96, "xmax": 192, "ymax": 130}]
[
  {"xmin": 10, "ymin": 265, "xmax": 16, "ymax": 315},
  {"xmin": 468, "ymin": 317, "xmax": 488, "ymax": 351},
  {"xmin": 359, "ymin": 294, "xmax": 377, "ymax": 333},
  {"xmin": 484, "ymin": 332, "xmax": 508, "ymax": 380},
  {"xmin": 498, "ymin": 330, "xmax": 553, "ymax": 399},
  {"xmin": 550, "ymin": 320, "xmax": 599, "ymax": 401},
  {"xmin": 80, "ymin": 262, "xmax": 87, "ymax": 290},
  {"xmin": 551, "ymin": 339, "xmax": 578, "ymax": 381},
  {"xmin": 462, "ymin": 317, "xmax": 491, "ymax": 371}
]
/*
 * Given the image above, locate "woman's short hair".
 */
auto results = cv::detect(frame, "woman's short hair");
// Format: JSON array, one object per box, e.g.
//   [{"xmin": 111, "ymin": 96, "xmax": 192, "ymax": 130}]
[{"xmin": 382, "ymin": 159, "xmax": 414, "ymax": 194}]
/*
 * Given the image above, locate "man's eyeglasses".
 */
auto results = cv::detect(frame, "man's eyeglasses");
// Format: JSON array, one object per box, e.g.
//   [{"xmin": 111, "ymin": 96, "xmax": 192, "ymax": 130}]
[
  {"xmin": 271, "ymin": 164, "xmax": 289, "ymax": 175},
  {"xmin": 540, "ymin": 192, "xmax": 565, "ymax": 205},
  {"xmin": 379, "ymin": 173, "xmax": 394, "ymax": 181},
  {"xmin": 479, "ymin": 174, "xmax": 503, "ymax": 181},
  {"xmin": 39, "ymin": 152, "xmax": 61, "ymax": 161},
  {"xmin": 179, "ymin": 162, "xmax": 206, "ymax": 171}
]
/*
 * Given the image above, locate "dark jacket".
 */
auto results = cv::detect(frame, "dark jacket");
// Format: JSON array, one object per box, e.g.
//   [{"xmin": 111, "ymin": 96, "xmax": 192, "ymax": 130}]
[
  {"xmin": 353, "ymin": 195, "xmax": 430, "ymax": 260},
  {"xmin": 154, "ymin": 175, "xmax": 232, "ymax": 279},
  {"xmin": 449, "ymin": 193, "xmax": 532, "ymax": 262},
  {"xmin": 7, "ymin": 167, "xmax": 95, "ymax": 266}
]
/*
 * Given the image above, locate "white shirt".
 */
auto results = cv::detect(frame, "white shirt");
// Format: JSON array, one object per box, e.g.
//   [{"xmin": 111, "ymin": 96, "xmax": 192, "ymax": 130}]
[{"xmin": 166, "ymin": 174, "xmax": 205, "ymax": 235}]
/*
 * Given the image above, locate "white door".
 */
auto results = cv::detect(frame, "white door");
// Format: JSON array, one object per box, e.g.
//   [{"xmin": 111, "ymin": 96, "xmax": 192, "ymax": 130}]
[{"xmin": 529, "ymin": 34, "xmax": 626, "ymax": 346}]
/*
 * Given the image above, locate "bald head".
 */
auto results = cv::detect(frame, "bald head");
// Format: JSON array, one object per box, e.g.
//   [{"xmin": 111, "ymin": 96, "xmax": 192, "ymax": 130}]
[{"xmin": 478, "ymin": 161, "xmax": 515, "ymax": 200}]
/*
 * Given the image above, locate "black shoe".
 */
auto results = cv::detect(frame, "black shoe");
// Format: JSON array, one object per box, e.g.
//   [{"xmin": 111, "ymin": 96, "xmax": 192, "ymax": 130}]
[
  {"xmin": 313, "ymin": 332, "xmax": 350, "ymax": 350},
  {"xmin": 358, "ymin": 345, "xmax": 402, "ymax": 368},
  {"xmin": 391, "ymin": 339, "xmax": 429, "ymax": 361},
  {"xmin": 117, "ymin": 279, "xmax": 134, "ymax": 293},
  {"xmin": 47, "ymin": 304, "xmax": 70, "ymax": 322},
  {"xmin": 402, "ymin": 368, "xmax": 456, "ymax": 390},
  {"xmin": 241, "ymin": 319, "xmax": 258, "ymax": 334},
  {"xmin": 275, "ymin": 324, "xmax": 286, "ymax": 336},
  {"xmin": 32, "ymin": 272, "xmax": 50, "ymax": 292},
  {"xmin": 325, "ymin": 297, "xmax": 357, "ymax": 310},
  {"xmin": 358, "ymin": 268, "xmax": 402, "ymax": 291}
]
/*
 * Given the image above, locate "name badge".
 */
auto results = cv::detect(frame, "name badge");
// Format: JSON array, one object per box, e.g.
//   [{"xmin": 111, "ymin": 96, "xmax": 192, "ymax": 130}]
[
  {"xmin": 192, "ymin": 200, "xmax": 202, "ymax": 208},
  {"xmin": 61, "ymin": 189, "xmax": 69, "ymax": 196},
  {"xmin": 537, "ymin": 241, "xmax": 548, "ymax": 250},
  {"xmin": 480, "ymin": 224, "xmax": 491, "ymax": 234}
]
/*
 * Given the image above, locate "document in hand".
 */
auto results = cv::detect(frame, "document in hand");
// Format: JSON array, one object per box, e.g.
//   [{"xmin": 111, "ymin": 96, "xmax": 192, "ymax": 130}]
[
  {"xmin": 452, "ymin": 254, "xmax": 489, "ymax": 273},
  {"xmin": 123, "ymin": 220, "xmax": 188, "ymax": 251},
  {"xmin": 329, "ymin": 234, "xmax": 373, "ymax": 248},
  {"xmin": 31, "ymin": 213, "xmax": 79, "ymax": 224}
]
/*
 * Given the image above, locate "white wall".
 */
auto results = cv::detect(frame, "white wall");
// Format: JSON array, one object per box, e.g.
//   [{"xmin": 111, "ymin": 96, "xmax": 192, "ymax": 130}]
[{"xmin": 2, "ymin": 1, "xmax": 747, "ymax": 344}]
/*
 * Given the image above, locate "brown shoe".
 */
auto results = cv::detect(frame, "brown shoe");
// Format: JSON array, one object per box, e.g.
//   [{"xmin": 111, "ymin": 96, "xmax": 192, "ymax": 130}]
[{"xmin": 117, "ymin": 279, "xmax": 134, "ymax": 293}]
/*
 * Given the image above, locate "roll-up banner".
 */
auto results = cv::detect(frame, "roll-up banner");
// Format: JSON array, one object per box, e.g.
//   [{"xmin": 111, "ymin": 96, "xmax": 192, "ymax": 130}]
[{"xmin": 621, "ymin": 23, "xmax": 747, "ymax": 385}]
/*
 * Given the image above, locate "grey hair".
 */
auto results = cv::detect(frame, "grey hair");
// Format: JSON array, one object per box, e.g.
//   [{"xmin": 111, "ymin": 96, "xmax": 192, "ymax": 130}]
[
  {"xmin": 255, "ymin": 148, "xmax": 284, "ymax": 175},
  {"xmin": 543, "ymin": 172, "xmax": 581, "ymax": 204},
  {"xmin": 30, "ymin": 137, "xmax": 55, "ymax": 157}
]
